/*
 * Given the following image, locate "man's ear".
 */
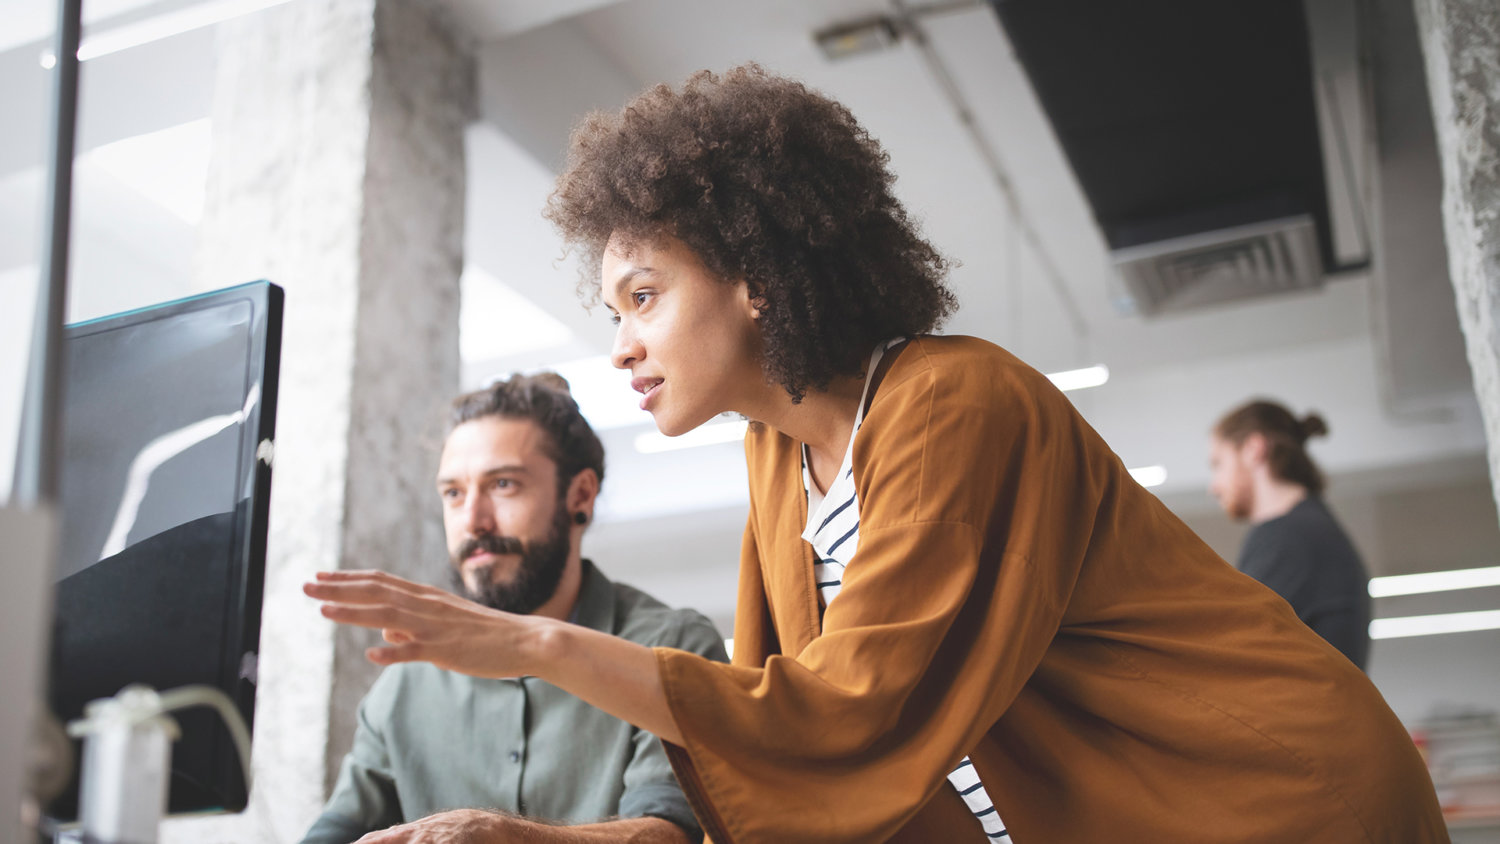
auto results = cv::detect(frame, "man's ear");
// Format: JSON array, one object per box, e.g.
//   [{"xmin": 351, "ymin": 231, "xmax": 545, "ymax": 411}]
[
  {"xmin": 566, "ymin": 468, "xmax": 600, "ymax": 524},
  {"xmin": 1241, "ymin": 432, "xmax": 1269, "ymax": 466}
]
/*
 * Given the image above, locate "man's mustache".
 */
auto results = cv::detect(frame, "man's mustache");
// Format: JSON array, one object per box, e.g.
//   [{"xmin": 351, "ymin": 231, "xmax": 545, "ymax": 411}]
[{"xmin": 457, "ymin": 533, "xmax": 525, "ymax": 562}]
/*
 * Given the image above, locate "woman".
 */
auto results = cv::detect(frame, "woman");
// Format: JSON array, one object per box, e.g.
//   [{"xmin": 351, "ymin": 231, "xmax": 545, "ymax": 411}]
[{"xmin": 308, "ymin": 66, "xmax": 1446, "ymax": 843}]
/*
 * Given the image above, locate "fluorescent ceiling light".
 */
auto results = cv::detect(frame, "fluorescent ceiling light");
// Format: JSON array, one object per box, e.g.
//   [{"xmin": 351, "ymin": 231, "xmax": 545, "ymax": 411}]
[
  {"xmin": 1369, "ymin": 609, "xmax": 1500, "ymax": 640},
  {"xmin": 636, "ymin": 420, "xmax": 749, "ymax": 455},
  {"xmin": 1368, "ymin": 565, "xmax": 1500, "ymax": 598},
  {"xmin": 461, "ymin": 267, "xmax": 574, "ymax": 362},
  {"xmin": 484, "ymin": 355, "xmax": 649, "ymax": 432},
  {"xmin": 550, "ymin": 359, "xmax": 1108, "ymax": 438},
  {"xmin": 40, "ymin": 0, "xmax": 294, "ymax": 66},
  {"xmin": 1128, "ymin": 465, "xmax": 1167, "ymax": 488},
  {"xmin": 1047, "ymin": 364, "xmax": 1109, "ymax": 392},
  {"xmin": 547, "ymin": 355, "xmax": 654, "ymax": 431},
  {"xmin": 86, "ymin": 119, "xmax": 211, "ymax": 225}
]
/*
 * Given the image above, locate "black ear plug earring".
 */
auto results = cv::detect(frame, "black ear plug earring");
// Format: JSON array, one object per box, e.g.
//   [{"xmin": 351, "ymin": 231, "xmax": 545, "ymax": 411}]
[{"xmin": 573, "ymin": 512, "xmax": 588, "ymax": 525}]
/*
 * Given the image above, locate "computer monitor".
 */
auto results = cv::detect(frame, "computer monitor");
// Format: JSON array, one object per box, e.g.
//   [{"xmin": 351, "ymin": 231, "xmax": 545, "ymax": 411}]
[{"xmin": 45, "ymin": 281, "xmax": 282, "ymax": 821}]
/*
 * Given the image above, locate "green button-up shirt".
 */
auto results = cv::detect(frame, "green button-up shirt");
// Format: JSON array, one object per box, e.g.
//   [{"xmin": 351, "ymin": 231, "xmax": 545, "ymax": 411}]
[{"xmin": 300, "ymin": 560, "xmax": 726, "ymax": 843}]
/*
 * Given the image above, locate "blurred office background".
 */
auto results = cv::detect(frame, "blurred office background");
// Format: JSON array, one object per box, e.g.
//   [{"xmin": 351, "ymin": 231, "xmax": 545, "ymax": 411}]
[{"xmin": 2, "ymin": 0, "xmax": 1496, "ymax": 840}]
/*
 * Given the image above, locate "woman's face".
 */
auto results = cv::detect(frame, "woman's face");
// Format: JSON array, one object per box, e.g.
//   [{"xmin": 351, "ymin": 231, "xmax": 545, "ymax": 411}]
[{"xmin": 602, "ymin": 233, "xmax": 765, "ymax": 436}]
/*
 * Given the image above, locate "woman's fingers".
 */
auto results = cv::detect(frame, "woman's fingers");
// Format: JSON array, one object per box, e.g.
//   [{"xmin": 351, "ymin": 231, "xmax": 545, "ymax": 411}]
[
  {"xmin": 316, "ymin": 568, "xmax": 402, "ymax": 582},
  {"xmin": 303, "ymin": 578, "xmax": 431, "ymax": 611},
  {"xmin": 310, "ymin": 569, "xmax": 448, "ymax": 597},
  {"xmin": 366, "ymin": 643, "xmax": 427, "ymax": 666},
  {"xmin": 319, "ymin": 601, "xmax": 421, "ymax": 632},
  {"xmin": 306, "ymin": 568, "xmax": 536, "ymax": 678}
]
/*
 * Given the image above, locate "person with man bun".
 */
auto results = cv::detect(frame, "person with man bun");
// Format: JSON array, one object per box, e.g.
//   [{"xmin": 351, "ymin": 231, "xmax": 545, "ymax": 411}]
[{"xmin": 1210, "ymin": 399, "xmax": 1372, "ymax": 669}]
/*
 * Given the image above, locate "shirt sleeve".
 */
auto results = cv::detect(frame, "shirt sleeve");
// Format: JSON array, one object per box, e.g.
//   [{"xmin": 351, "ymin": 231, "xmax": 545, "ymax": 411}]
[
  {"xmin": 299, "ymin": 676, "xmax": 403, "ymax": 844},
  {"xmin": 618, "ymin": 613, "xmax": 729, "ymax": 841},
  {"xmin": 1237, "ymin": 527, "xmax": 1310, "ymax": 614},
  {"xmin": 655, "ymin": 354, "xmax": 1105, "ymax": 843}
]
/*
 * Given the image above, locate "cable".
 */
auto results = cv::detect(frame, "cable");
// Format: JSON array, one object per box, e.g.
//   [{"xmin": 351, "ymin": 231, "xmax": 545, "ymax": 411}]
[
  {"xmin": 889, "ymin": 0, "xmax": 1091, "ymax": 340},
  {"xmin": 66, "ymin": 684, "xmax": 253, "ymax": 793},
  {"xmin": 154, "ymin": 686, "xmax": 254, "ymax": 791}
]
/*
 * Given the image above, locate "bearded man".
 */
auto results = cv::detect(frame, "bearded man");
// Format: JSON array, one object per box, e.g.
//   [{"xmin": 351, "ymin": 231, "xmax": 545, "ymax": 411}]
[
  {"xmin": 301, "ymin": 373, "xmax": 726, "ymax": 844},
  {"xmin": 1209, "ymin": 399, "xmax": 1371, "ymax": 670}
]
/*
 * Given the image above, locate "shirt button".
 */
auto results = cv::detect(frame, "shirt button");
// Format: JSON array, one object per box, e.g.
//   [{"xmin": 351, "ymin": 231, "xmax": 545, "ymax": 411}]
[{"xmin": 509, "ymin": 750, "xmax": 521, "ymax": 763}]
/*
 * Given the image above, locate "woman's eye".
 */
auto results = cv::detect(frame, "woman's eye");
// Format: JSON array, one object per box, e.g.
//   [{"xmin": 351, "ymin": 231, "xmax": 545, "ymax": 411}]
[
  {"xmin": 633, "ymin": 290, "xmax": 653, "ymax": 308},
  {"xmin": 609, "ymin": 312, "xmax": 621, "ymax": 326}
]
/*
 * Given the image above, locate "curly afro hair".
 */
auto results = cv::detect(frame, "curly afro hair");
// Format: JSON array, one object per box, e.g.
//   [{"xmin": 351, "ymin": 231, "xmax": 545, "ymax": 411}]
[{"xmin": 545, "ymin": 63, "xmax": 956, "ymax": 402}]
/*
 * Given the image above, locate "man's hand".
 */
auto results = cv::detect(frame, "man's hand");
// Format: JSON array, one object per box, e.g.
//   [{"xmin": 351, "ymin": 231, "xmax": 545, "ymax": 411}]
[
  {"xmin": 352, "ymin": 809, "xmax": 694, "ymax": 843},
  {"xmin": 303, "ymin": 570, "xmax": 549, "ymax": 678},
  {"xmin": 355, "ymin": 809, "xmax": 503, "ymax": 842}
]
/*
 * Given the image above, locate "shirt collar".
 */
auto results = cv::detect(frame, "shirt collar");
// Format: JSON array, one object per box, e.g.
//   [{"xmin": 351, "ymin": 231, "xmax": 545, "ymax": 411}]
[{"xmin": 569, "ymin": 558, "xmax": 617, "ymax": 634}]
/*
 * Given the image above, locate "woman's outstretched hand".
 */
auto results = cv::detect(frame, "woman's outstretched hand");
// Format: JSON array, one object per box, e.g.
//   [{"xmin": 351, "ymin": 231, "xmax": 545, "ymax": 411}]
[
  {"xmin": 305, "ymin": 568, "xmax": 683, "ymax": 745},
  {"xmin": 303, "ymin": 569, "xmax": 548, "ymax": 678}
]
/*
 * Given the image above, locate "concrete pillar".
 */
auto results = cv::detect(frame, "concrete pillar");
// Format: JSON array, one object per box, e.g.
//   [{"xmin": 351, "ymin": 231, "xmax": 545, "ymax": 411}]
[
  {"xmin": 168, "ymin": 0, "xmax": 473, "ymax": 840},
  {"xmin": 1414, "ymin": 0, "xmax": 1500, "ymax": 520}
]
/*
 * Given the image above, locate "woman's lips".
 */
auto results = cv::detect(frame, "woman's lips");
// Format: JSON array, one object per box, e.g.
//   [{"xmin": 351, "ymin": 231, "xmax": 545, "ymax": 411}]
[
  {"xmin": 632, "ymin": 377, "xmax": 664, "ymax": 411},
  {"xmin": 640, "ymin": 380, "xmax": 663, "ymax": 411}
]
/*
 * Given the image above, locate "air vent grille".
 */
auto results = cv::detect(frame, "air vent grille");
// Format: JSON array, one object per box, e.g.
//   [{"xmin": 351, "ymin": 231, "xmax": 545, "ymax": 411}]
[{"xmin": 1112, "ymin": 216, "xmax": 1323, "ymax": 316}]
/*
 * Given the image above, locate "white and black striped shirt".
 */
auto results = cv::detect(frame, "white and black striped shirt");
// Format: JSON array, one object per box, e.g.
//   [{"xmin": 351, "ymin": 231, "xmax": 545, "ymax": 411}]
[{"xmin": 800, "ymin": 339, "xmax": 1010, "ymax": 842}]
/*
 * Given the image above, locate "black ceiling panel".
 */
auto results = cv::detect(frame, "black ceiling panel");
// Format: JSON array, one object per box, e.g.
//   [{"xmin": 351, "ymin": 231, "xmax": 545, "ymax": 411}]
[{"xmin": 991, "ymin": 0, "xmax": 1333, "ymax": 266}]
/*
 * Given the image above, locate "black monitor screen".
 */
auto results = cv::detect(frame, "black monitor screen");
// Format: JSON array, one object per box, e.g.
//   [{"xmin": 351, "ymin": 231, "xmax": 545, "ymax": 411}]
[{"xmin": 47, "ymin": 280, "xmax": 282, "ymax": 820}]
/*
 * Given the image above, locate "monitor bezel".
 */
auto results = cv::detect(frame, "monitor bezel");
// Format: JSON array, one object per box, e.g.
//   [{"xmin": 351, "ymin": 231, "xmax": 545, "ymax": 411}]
[{"xmin": 51, "ymin": 279, "xmax": 282, "ymax": 818}]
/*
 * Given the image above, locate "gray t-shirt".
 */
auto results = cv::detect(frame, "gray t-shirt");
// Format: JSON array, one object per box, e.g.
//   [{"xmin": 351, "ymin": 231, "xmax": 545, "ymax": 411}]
[
  {"xmin": 1238, "ymin": 496, "xmax": 1371, "ymax": 669},
  {"xmin": 300, "ymin": 560, "xmax": 727, "ymax": 843}
]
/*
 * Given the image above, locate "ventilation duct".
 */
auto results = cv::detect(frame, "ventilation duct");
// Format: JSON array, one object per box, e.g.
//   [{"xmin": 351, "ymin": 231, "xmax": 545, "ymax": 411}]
[
  {"xmin": 1113, "ymin": 216, "xmax": 1323, "ymax": 315},
  {"xmin": 991, "ymin": 0, "xmax": 1342, "ymax": 317}
]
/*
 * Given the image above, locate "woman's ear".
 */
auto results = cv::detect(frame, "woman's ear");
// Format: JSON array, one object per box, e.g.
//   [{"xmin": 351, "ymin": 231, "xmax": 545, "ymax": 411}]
[{"xmin": 738, "ymin": 281, "xmax": 766, "ymax": 320}]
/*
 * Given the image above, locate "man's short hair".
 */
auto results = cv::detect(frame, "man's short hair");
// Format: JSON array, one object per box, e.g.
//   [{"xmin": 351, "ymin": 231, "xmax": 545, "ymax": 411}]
[{"xmin": 449, "ymin": 372, "xmax": 606, "ymax": 494}]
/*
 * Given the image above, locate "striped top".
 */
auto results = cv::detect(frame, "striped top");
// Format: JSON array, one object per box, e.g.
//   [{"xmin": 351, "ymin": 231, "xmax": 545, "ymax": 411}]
[{"xmin": 800, "ymin": 339, "xmax": 1009, "ymax": 842}]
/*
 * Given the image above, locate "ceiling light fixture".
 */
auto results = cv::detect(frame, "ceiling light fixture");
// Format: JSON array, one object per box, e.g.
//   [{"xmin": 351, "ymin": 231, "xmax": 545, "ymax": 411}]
[
  {"xmin": 1128, "ymin": 465, "xmax": 1167, "ymax": 488},
  {"xmin": 544, "ymin": 354, "xmax": 1107, "ymax": 450},
  {"xmin": 40, "ymin": 0, "xmax": 293, "ymax": 67},
  {"xmin": 635, "ymin": 420, "xmax": 749, "ymax": 455},
  {"xmin": 1368, "ymin": 565, "xmax": 1500, "ymax": 598},
  {"xmin": 1369, "ymin": 609, "xmax": 1500, "ymax": 640},
  {"xmin": 627, "ymin": 362, "xmax": 1111, "ymax": 455},
  {"xmin": 812, "ymin": 16, "xmax": 900, "ymax": 61},
  {"xmin": 1047, "ymin": 364, "xmax": 1109, "ymax": 392}
]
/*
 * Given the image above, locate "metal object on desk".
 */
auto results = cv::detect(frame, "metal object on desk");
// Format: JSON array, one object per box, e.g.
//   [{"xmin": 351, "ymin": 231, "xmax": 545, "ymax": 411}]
[{"xmin": 68, "ymin": 687, "xmax": 179, "ymax": 844}]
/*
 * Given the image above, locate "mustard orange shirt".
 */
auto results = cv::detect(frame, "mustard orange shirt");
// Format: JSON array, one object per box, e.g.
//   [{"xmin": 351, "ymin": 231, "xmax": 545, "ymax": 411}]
[{"xmin": 655, "ymin": 335, "xmax": 1446, "ymax": 844}]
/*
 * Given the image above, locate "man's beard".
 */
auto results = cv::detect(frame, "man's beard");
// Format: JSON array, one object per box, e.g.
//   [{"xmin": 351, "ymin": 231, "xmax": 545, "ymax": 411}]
[
  {"xmin": 1223, "ymin": 477, "xmax": 1254, "ymax": 522},
  {"xmin": 450, "ymin": 499, "xmax": 572, "ymax": 615}
]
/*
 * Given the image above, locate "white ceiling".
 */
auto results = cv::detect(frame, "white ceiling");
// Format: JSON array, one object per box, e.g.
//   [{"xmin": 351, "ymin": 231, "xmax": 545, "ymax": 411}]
[{"xmin": 0, "ymin": 0, "xmax": 1487, "ymax": 552}]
